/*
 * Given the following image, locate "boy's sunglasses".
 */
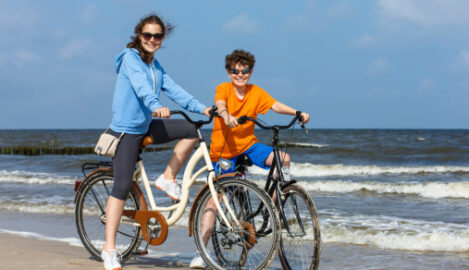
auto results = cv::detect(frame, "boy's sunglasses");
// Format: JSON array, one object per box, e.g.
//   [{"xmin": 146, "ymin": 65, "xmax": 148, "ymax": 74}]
[
  {"xmin": 142, "ymin": 32, "xmax": 164, "ymax": 41},
  {"xmin": 229, "ymin": 67, "xmax": 251, "ymax": 75}
]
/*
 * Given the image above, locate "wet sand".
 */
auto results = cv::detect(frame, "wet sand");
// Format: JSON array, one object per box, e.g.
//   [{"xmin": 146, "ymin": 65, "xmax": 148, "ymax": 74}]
[{"xmin": 0, "ymin": 232, "xmax": 191, "ymax": 270}]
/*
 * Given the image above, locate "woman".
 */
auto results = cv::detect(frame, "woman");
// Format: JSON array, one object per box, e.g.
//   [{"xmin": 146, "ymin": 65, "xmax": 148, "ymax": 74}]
[{"xmin": 102, "ymin": 14, "xmax": 210, "ymax": 270}]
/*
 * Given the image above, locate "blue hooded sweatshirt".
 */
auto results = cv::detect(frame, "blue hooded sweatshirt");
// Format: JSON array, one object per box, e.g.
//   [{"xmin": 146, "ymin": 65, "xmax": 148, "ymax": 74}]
[{"xmin": 109, "ymin": 48, "xmax": 206, "ymax": 134}]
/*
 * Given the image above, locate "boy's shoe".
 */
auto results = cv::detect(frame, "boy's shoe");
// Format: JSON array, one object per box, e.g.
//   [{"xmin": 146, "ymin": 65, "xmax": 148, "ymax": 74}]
[
  {"xmin": 189, "ymin": 254, "xmax": 207, "ymax": 269},
  {"xmin": 154, "ymin": 174, "xmax": 181, "ymax": 200},
  {"xmin": 101, "ymin": 249, "xmax": 121, "ymax": 270}
]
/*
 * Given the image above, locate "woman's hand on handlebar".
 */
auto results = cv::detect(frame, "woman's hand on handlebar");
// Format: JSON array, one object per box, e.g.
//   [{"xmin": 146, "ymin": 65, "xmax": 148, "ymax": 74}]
[
  {"xmin": 202, "ymin": 107, "xmax": 212, "ymax": 117},
  {"xmin": 153, "ymin": 107, "xmax": 170, "ymax": 118}
]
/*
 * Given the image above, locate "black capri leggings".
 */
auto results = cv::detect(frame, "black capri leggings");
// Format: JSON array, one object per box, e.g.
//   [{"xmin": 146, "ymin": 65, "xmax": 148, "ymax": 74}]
[{"xmin": 109, "ymin": 119, "xmax": 197, "ymax": 200}]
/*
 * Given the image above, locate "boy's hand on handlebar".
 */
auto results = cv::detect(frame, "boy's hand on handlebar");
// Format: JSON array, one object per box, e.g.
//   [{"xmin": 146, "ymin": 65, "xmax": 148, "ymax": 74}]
[
  {"xmin": 223, "ymin": 113, "xmax": 238, "ymax": 128},
  {"xmin": 300, "ymin": 112, "xmax": 310, "ymax": 124},
  {"xmin": 153, "ymin": 107, "xmax": 170, "ymax": 118}
]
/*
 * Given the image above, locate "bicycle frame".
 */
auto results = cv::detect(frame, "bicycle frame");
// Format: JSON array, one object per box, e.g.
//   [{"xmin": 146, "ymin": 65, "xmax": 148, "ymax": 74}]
[
  {"xmin": 237, "ymin": 112, "xmax": 308, "ymax": 235},
  {"xmin": 131, "ymin": 122, "xmax": 240, "ymax": 232}
]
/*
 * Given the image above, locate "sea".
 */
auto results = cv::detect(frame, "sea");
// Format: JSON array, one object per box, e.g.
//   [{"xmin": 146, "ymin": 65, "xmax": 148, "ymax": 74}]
[{"xmin": 0, "ymin": 128, "xmax": 468, "ymax": 269}]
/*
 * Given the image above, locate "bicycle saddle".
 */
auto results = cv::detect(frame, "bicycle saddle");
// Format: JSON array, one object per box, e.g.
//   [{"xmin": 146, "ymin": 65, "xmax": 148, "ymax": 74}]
[{"xmin": 141, "ymin": 136, "xmax": 154, "ymax": 148}]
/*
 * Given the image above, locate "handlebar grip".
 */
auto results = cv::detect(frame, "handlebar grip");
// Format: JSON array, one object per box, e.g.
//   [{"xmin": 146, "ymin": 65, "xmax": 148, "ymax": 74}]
[
  {"xmin": 238, "ymin": 116, "xmax": 248, "ymax": 124},
  {"xmin": 296, "ymin": 111, "xmax": 309, "ymax": 133}
]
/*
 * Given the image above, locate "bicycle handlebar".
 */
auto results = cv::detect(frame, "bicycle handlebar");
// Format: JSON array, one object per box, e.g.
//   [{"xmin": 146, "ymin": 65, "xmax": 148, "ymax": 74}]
[
  {"xmin": 169, "ymin": 105, "xmax": 218, "ymax": 128},
  {"xmin": 238, "ymin": 111, "xmax": 308, "ymax": 133}
]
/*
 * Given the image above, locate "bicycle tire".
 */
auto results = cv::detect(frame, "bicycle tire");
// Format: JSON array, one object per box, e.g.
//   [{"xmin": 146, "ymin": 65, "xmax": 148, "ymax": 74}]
[
  {"xmin": 75, "ymin": 171, "xmax": 142, "ymax": 262},
  {"xmin": 278, "ymin": 184, "xmax": 321, "ymax": 270},
  {"xmin": 193, "ymin": 178, "xmax": 280, "ymax": 270}
]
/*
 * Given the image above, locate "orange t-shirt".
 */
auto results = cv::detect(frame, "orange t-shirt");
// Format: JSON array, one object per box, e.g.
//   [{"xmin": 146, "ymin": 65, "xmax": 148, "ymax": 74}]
[{"xmin": 210, "ymin": 82, "xmax": 276, "ymax": 161}]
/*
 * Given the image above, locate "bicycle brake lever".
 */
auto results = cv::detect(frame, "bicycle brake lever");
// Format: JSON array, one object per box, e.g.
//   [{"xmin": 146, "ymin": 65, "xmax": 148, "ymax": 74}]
[
  {"xmin": 296, "ymin": 111, "xmax": 309, "ymax": 134},
  {"xmin": 300, "ymin": 122, "xmax": 309, "ymax": 134}
]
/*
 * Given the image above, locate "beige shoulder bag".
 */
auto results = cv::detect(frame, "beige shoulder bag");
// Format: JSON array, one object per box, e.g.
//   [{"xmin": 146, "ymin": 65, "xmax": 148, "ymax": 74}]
[{"xmin": 94, "ymin": 129, "xmax": 124, "ymax": 158}]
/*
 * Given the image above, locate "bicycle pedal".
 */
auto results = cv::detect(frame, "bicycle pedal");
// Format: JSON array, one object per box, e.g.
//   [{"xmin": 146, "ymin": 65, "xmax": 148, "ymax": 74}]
[{"xmin": 133, "ymin": 250, "xmax": 148, "ymax": 256}]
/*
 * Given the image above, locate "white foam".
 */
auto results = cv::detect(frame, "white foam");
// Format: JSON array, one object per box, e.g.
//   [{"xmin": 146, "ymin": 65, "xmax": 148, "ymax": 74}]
[
  {"xmin": 320, "ymin": 212, "xmax": 469, "ymax": 252},
  {"xmin": 0, "ymin": 170, "xmax": 76, "ymax": 185},
  {"xmin": 0, "ymin": 201, "xmax": 76, "ymax": 214},
  {"xmin": 297, "ymin": 180, "xmax": 469, "ymax": 199},
  {"xmin": 247, "ymin": 162, "xmax": 469, "ymax": 177},
  {"xmin": 280, "ymin": 142, "xmax": 329, "ymax": 148},
  {"xmin": 0, "ymin": 228, "xmax": 84, "ymax": 247},
  {"xmin": 0, "ymin": 228, "xmax": 183, "ymax": 258}
]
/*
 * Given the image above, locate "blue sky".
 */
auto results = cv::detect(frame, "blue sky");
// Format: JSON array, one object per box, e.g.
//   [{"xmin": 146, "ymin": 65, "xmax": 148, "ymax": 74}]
[{"xmin": 1, "ymin": 0, "xmax": 468, "ymax": 129}]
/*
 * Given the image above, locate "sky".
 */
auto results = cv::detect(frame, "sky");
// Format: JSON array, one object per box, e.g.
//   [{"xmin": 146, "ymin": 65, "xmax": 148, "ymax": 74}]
[{"xmin": 0, "ymin": 0, "xmax": 468, "ymax": 129}]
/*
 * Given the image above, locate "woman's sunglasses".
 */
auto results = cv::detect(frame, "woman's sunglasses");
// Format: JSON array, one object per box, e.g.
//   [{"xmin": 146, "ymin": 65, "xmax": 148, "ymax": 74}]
[
  {"xmin": 142, "ymin": 32, "xmax": 164, "ymax": 41},
  {"xmin": 229, "ymin": 67, "xmax": 251, "ymax": 75}
]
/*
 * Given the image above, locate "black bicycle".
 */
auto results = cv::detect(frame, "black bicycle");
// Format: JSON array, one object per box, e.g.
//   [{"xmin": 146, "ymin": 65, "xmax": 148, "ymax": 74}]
[{"xmin": 217, "ymin": 111, "xmax": 321, "ymax": 270}]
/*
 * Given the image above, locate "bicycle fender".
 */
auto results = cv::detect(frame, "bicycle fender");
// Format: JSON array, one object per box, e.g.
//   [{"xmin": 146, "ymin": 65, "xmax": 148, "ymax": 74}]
[
  {"xmin": 187, "ymin": 173, "xmax": 237, "ymax": 236},
  {"xmin": 73, "ymin": 167, "xmax": 113, "ymax": 203},
  {"xmin": 280, "ymin": 179, "xmax": 298, "ymax": 190}
]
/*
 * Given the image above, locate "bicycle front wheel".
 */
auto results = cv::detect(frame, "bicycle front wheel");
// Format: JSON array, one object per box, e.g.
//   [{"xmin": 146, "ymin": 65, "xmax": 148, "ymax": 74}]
[
  {"xmin": 75, "ymin": 171, "xmax": 142, "ymax": 262},
  {"xmin": 193, "ymin": 178, "xmax": 280, "ymax": 270},
  {"xmin": 278, "ymin": 184, "xmax": 321, "ymax": 270}
]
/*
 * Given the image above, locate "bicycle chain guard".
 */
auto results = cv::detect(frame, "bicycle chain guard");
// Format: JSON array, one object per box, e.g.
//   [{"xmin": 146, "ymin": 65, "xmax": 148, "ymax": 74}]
[
  {"xmin": 240, "ymin": 221, "xmax": 256, "ymax": 249},
  {"xmin": 122, "ymin": 210, "xmax": 168, "ymax": 246}
]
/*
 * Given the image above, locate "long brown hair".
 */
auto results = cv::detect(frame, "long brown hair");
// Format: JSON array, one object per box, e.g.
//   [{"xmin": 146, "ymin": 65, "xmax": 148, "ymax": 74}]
[{"xmin": 127, "ymin": 14, "xmax": 173, "ymax": 64}]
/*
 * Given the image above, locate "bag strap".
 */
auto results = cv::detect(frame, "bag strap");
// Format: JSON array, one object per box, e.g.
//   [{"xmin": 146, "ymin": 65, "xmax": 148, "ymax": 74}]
[{"xmin": 105, "ymin": 128, "xmax": 125, "ymax": 139}]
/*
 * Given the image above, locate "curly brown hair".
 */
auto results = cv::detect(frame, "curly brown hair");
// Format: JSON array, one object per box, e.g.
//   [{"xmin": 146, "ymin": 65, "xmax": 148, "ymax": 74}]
[
  {"xmin": 127, "ymin": 14, "xmax": 173, "ymax": 64},
  {"xmin": 225, "ymin": 49, "xmax": 256, "ymax": 70}
]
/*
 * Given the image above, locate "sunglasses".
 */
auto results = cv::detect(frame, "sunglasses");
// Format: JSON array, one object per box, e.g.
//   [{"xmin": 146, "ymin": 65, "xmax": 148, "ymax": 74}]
[
  {"xmin": 229, "ymin": 67, "xmax": 252, "ymax": 75},
  {"xmin": 141, "ymin": 32, "xmax": 164, "ymax": 41}
]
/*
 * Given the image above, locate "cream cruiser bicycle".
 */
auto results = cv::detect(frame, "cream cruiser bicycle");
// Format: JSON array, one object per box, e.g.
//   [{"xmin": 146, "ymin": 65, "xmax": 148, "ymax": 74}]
[{"xmin": 74, "ymin": 108, "xmax": 280, "ymax": 270}]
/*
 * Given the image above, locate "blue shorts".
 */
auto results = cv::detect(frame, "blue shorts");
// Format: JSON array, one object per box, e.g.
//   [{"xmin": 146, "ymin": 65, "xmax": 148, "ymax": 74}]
[{"xmin": 212, "ymin": 143, "xmax": 273, "ymax": 174}]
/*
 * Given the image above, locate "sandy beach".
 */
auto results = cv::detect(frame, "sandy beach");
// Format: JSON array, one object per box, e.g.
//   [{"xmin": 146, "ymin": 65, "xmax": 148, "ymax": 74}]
[{"xmin": 0, "ymin": 233, "xmax": 190, "ymax": 270}]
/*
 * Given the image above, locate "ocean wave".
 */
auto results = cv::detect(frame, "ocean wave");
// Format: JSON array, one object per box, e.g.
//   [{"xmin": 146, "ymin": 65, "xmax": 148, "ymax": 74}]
[
  {"xmin": 0, "ymin": 228, "xmax": 187, "ymax": 259},
  {"xmin": 320, "ymin": 212, "xmax": 469, "ymax": 252},
  {"xmin": 0, "ymin": 170, "xmax": 209, "ymax": 186},
  {"xmin": 0, "ymin": 200, "xmax": 192, "ymax": 227},
  {"xmin": 279, "ymin": 142, "xmax": 329, "ymax": 148},
  {"xmin": 2, "ymin": 202, "xmax": 468, "ymax": 253},
  {"xmin": 0, "ymin": 201, "xmax": 76, "ymax": 214},
  {"xmin": 0, "ymin": 229, "xmax": 84, "ymax": 247},
  {"xmin": 0, "ymin": 170, "xmax": 76, "ymax": 185},
  {"xmin": 247, "ymin": 163, "xmax": 469, "ymax": 177},
  {"xmin": 298, "ymin": 180, "xmax": 469, "ymax": 199}
]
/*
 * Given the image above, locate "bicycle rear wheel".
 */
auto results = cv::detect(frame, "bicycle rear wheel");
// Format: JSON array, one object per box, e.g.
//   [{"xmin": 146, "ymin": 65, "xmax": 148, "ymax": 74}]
[
  {"xmin": 278, "ymin": 184, "xmax": 321, "ymax": 270},
  {"xmin": 75, "ymin": 171, "xmax": 142, "ymax": 262},
  {"xmin": 193, "ymin": 178, "xmax": 280, "ymax": 270}
]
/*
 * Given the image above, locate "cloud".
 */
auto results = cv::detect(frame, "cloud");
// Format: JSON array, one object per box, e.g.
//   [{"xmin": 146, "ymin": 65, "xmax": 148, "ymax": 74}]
[
  {"xmin": 367, "ymin": 57, "xmax": 389, "ymax": 74},
  {"xmin": 461, "ymin": 50, "xmax": 469, "ymax": 68},
  {"xmin": 450, "ymin": 50, "xmax": 469, "ymax": 73},
  {"xmin": 283, "ymin": 0, "xmax": 315, "ymax": 32},
  {"xmin": 418, "ymin": 77, "xmax": 435, "ymax": 93},
  {"xmin": 223, "ymin": 12, "xmax": 260, "ymax": 34},
  {"xmin": 327, "ymin": 2, "xmax": 352, "ymax": 18},
  {"xmin": 0, "ymin": 50, "xmax": 41, "ymax": 68},
  {"xmin": 0, "ymin": 2, "xmax": 39, "ymax": 30},
  {"xmin": 59, "ymin": 39, "xmax": 92, "ymax": 60},
  {"xmin": 378, "ymin": 0, "xmax": 469, "ymax": 27},
  {"xmin": 353, "ymin": 34, "xmax": 377, "ymax": 47},
  {"xmin": 81, "ymin": 4, "xmax": 98, "ymax": 24}
]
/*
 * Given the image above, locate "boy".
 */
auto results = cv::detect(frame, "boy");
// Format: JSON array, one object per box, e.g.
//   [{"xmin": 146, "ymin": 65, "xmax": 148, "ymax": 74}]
[{"xmin": 189, "ymin": 49, "xmax": 310, "ymax": 268}]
